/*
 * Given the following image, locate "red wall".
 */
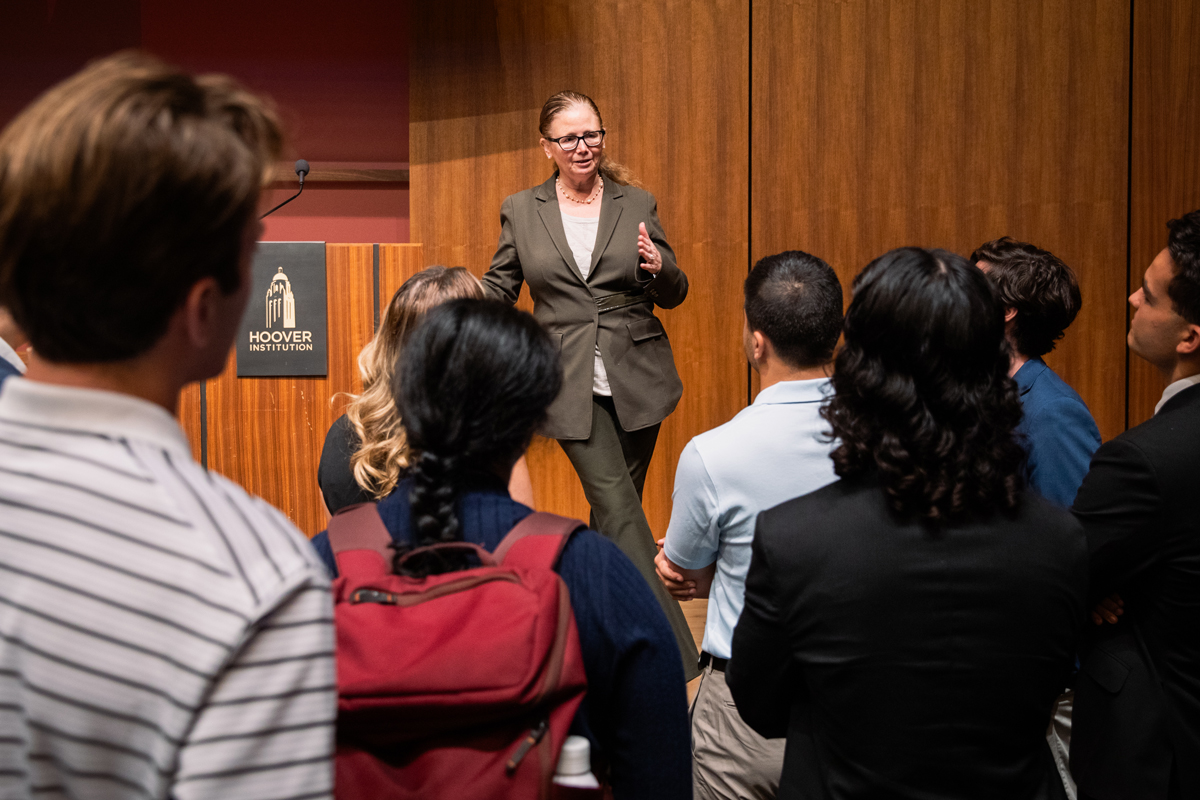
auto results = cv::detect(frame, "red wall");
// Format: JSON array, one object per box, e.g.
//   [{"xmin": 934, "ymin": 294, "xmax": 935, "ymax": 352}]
[{"xmin": 1, "ymin": 0, "xmax": 409, "ymax": 244}]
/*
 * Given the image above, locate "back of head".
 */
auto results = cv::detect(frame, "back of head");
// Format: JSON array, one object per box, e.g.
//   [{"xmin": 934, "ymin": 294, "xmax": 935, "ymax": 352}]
[
  {"xmin": 970, "ymin": 237, "xmax": 1081, "ymax": 358},
  {"xmin": 349, "ymin": 266, "xmax": 484, "ymax": 499},
  {"xmin": 0, "ymin": 51, "xmax": 282, "ymax": 363},
  {"xmin": 393, "ymin": 299, "xmax": 562, "ymax": 575},
  {"xmin": 824, "ymin": 247, "xmax": 1025, "ymax": 523},
  {"xmin": 1166, "ymin": 209, "xmax": 1200, "ymax": 326},
  {"xmin": 744, "ymin": 250, "xmax": 843, "ymax": 368}
]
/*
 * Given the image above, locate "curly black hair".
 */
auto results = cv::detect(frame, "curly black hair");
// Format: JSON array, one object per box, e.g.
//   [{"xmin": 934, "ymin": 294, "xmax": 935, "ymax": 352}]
[
  {"xmin": 390, "ymin": 299, "xmax": 562, "ymax": 576},
  {"xmin": 970, "ymin": 237, "xmax": 1081, "ymax": 358},
  {"xmin": 822, "ymin": 247, "xmax": 1026, "ymax": 524}
]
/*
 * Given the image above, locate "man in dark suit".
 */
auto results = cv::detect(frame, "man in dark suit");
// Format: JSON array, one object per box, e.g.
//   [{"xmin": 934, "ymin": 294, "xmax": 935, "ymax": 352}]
[
  {"xmin": 0, "ymin": 307, "xmax": 26, "ymax": 385},
  {"xmin": 1071, "ymin": 209, "xmax": 1200, "ymax": 800}
]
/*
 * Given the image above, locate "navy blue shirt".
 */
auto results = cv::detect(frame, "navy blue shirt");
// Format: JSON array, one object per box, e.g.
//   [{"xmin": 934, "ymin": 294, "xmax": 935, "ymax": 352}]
[
  {"xmin": 1014, "ymin": 358, "xmax": 1102, "ymax": 507},
  {"xmin": 0, "ymin": 359, "xmax": 20, "ymax": 387},
  {"xmin": 312, "ymin": 476, "xmax": 690, "ymax": 800}
]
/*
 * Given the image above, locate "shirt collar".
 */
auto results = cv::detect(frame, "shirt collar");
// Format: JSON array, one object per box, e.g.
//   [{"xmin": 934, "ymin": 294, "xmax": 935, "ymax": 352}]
[
  {"xmin": 1012, "ymin": 358, "xmax": 1048, "ymax": 395},
  {"xmin": 0, "ymin": 379, "xmax": 193, "ymax": 455},
  {"xmin": 0, "ymin": 337, "xmax": 26, "ymax": 375},
  {"xmin": 1155, "ymin": 373, "xmax": 1200, "ymax": 415},
  {"xmin": 753, "ymin": 377, "xmax": 832, "ymax": 406}
]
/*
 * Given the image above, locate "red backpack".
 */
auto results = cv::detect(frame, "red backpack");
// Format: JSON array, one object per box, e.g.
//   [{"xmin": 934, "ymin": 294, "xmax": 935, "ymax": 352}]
[{"xmin": 328, "ymin": 503, "xmax": 589, "ymax": 800}]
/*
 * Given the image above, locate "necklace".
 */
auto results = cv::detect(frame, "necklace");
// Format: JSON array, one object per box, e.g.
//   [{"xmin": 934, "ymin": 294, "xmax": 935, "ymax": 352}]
[{"xmin": 557, "ymin": 176, "xmax": 603, "ymax": 205}]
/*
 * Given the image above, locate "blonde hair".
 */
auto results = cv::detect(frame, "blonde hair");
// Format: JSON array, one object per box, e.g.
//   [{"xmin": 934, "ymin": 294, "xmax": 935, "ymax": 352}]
[
  {"xmin": 539, "ymin": 90, "xmax": 639, "ymax": 187},
  {"xmin": 345, "ymin": 266, "xmax": 484, "ymax": 498}
]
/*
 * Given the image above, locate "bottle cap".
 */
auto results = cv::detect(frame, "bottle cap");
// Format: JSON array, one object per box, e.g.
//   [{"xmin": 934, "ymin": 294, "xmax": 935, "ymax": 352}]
[{"xmin": 555, "ymin": 735, "xmax": 591, "ymax": 776}]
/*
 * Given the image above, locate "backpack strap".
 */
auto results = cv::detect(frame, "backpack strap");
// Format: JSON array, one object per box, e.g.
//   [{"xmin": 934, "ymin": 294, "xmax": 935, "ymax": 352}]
[
  {"xmin": 328, "ymin": 503, "xmax": 394, "ymax": 577},
  {"xmin": 493, "ymin": 512, "xmax": 587, "ymax": 571}
]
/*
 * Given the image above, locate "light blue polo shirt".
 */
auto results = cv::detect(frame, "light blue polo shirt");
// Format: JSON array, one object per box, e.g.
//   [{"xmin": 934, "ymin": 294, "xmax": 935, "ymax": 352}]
[{"xmin": 663, "ymin": 378, "xmax": 838, "ymax": 659}]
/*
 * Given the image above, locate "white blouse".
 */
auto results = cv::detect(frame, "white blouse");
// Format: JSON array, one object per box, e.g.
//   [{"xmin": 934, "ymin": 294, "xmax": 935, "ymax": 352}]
[{"xmin": 562, "ymin": 210, "xmax": 612, "ymax": 396}]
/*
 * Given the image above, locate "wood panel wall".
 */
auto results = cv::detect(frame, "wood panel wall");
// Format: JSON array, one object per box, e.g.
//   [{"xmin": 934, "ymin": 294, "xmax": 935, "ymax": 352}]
[
  {"xmin": 410, "ymin": 0, "xmax": 751, "ymax": 537},
  {"xmin": 1128, "ymin": 0, "xmax": 1200, "ymax": 426},
  {"xmin": 178, "ymin": 243, "xmax": 427, "ymax": 537},
  {"xmin": 752, "ymin": 0, "xmax": 1130, "ymax": 440},
  {"xmin": 164, "ymin": 2, "xmax": 1197, "ymax": 629},
  {"xmin": 380, "ymin": 244, "xmax": 428, "ymax": 310}
]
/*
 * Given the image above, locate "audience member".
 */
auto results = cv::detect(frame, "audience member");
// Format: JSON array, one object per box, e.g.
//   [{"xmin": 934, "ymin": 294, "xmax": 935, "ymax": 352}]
[
  {"xmin": 311, "ymin": 300, "xmax": 690, "ymax": 799},
  {"xmin": 972, "ymin": 236, "xmax": 1101, "ymax": 800},
  {"xmin": 1070, "ymin": 209, "xmax": 1200, "ymax": 800},
  {"xmin": 972, "ymin": 237, "xmax": 1101, "ymax": 506},
  {"xmin": 728, "ymin": 247, "xmax": 1087, "ymax": 799},
  {"xmin": 654, "ymin": 250, "xmax": 842, "ymax": 800},
  {"xmin": 0, "ymin": 53, "xmax": 335, "ymax": 799},
  {"xmin": 0, "ymin": 307, "xmax": 26, "ymax": 384},
  {"xmin": 317, "ymin": 265, "xmax": 533, "ymax": 513}
]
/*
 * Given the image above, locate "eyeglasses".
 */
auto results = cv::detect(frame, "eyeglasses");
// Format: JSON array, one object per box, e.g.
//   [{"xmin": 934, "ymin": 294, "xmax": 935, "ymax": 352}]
[{"xmin": 545, "ymin": 129, "xmax": 606, "ymax": 152}]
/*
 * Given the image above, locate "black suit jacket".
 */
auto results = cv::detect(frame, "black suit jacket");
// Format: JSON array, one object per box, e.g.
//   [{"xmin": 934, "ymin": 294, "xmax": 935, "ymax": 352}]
[
  {"xmin": 729, "ymin": 475, "xmax": 1087, "ymax": 800},
  {"xmin": 1071, "ymin": 382, "xmax": 1200, "ymax": 800}
]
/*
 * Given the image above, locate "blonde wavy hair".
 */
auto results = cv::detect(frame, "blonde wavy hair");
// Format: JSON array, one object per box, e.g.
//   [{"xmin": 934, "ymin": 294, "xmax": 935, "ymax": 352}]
[
  {"xmin": 345, "ymin": 266, "xmax": 484, "ymax": 498},
  {"xmin": 539, "ymin": 90, "xmax": 640, "ymax": 187}
]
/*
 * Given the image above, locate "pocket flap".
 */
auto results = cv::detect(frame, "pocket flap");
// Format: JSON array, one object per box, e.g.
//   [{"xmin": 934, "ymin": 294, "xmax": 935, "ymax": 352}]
[
  {"xmin": 627, "ymin": 317, "xmax": 665, "ymax": 342},
  {"xmin": 1082, "ymin": 647, "xmax": 1131, "ymax": 694}
]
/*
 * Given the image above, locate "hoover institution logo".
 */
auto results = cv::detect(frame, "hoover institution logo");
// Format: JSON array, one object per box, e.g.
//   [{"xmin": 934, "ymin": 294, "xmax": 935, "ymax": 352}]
[
  {"xmin": 266, "ymin": 267, "xmax": 296, "ymax": 329},
  {"xmin": 237, "ymin": 242, "xmax": 328, "ymax": 377},
  {"xmin": 248, "ymin": 267, "xmax": 313, "ymax": 352}
]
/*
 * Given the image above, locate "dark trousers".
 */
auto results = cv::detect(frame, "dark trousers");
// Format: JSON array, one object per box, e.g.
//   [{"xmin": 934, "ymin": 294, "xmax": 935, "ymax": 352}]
[{"xmin": 559, "ymin": 395, "xmax": 700, "ymax": 681}]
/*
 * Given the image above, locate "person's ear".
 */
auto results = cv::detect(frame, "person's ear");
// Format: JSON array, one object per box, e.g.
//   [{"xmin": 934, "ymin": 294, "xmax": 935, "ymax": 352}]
[
  {"xmin": 1004, "ymin": 307, "xmax": 1018, "ymax": 324},
  {"xmin": 539, "ymin": 138, "xmax": 552, "ymax": 159},
  {"xmin": 752, "ymin": 330, "xmax": 768, "ymax": 363},
  {"xmin": 1177, "ymin": 322, "xmax": 1200, "ymax": 357},
  {"xmin": 181, "ymin": 276, "xmax": 223, "ymax": 350}
]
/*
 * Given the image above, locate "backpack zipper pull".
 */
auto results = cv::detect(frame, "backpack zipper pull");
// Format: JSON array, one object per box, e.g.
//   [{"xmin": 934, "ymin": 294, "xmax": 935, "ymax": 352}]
[{"xmin": 505, "ymin": 720, "xmax": 549, "ymax": 774}]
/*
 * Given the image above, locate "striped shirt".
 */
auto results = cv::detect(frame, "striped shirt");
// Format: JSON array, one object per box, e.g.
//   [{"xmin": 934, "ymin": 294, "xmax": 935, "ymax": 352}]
[{"xmin": 0, "ymin": 379, "xmax": 335, "ymax": 800}]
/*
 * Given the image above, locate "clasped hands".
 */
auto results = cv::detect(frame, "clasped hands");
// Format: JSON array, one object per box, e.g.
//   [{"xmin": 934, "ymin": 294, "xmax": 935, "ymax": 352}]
[
  {"xmin": 654, "ymin": 539, "xmax": 693, "ymax": 600},
  {"xmin": 1092, "ymin": 593, "xmax": 1123, "ymax": 626}
]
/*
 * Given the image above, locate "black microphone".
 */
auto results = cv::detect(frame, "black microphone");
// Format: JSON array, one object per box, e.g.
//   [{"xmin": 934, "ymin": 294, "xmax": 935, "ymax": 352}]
[{"xmin": 260, "ymin": 159, "xmax": 310, "ymax": 219}]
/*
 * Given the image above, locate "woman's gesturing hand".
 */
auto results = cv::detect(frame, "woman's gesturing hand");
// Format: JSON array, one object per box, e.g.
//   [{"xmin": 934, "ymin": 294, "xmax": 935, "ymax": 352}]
[{"xmin": 638, "ymin": 222, "xmax": 662, "ymax": 275}]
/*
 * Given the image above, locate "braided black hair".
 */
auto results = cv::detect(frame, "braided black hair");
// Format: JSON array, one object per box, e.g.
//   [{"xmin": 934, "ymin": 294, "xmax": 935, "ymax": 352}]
[{"xmin": 390, "ymin": 299, "xmax": 562, "ymax": 575}]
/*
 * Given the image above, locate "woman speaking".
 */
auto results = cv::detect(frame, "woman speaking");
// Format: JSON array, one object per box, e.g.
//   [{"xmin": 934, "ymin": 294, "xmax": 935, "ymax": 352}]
[{"xmin": 481, "ymin": 90, "xmax": 697, "ymax": 678}]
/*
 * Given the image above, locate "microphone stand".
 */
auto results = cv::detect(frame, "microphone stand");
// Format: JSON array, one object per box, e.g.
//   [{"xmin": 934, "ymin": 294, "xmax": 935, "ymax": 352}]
[{"xmin": 261, "ymin": 159, "xmax": 310, "ymax": 219}]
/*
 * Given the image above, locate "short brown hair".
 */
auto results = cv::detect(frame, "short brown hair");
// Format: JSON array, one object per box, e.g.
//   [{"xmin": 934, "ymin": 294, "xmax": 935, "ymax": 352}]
[
  {"xmin": 0, "ymin": 51, "xmax": 282, "ymax": 362},
  {"xmin": 970, "ymin": 237, "xmax": 1082, "ymax": 359}
]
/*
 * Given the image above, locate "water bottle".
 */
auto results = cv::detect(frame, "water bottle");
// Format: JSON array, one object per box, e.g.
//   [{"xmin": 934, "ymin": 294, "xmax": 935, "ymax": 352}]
[{"xmin": 552, "ymin": 735, "xmax": 602, "ymax": 799}]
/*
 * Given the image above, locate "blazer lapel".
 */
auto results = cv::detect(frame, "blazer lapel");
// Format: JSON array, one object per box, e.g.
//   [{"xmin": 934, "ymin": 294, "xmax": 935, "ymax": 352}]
[
  {"xmin": 534, "ymin": 176, "xmax": 586, "ymax": 284},
  {"xmin": 589, "ymin": 181, "xmax": 624, "ymax": 278}
]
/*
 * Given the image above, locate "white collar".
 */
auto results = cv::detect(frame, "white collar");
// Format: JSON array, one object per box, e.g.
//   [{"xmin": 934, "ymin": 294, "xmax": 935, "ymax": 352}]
[
  {"xmin": 753, "ymin": 377, "xmax": 833, "ymax": 406},
  {"xmin": 1155, "ymin": 373, "xmax": 1200, "ymax": 415},
  {"xmin": 0, "ymin": 336, "xmax": 25, "ymax": 375},
  {"xmin": 0, "ymin": 379, "xmax": 192, "ymax": 455}
]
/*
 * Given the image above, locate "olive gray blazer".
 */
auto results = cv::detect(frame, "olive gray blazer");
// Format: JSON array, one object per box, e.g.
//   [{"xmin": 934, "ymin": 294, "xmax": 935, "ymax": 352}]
[{"xmin": 481, "ymin": 175, "xmax": 687, "ymax": 440}]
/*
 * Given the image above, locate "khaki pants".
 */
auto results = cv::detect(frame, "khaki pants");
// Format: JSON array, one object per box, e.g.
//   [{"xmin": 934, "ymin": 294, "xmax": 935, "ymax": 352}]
[
  {"xmin": 559, "ymin": 395, "xmax": 700, "ymax": 681},
  {"xmin": 691, "ymin": 662, "xmax": 784, "ymax": 800}
]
